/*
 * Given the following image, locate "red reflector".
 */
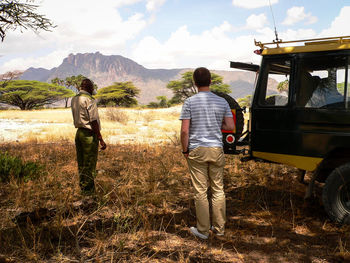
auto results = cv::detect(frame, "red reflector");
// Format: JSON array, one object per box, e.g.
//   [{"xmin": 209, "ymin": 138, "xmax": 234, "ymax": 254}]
[
  {"xmin": 226, "ymin": 134, "xmax": 235, "ymax": 144},
  {"xmin": 254, "ymin": 49, "xmax": 262, "ymax": 55}
]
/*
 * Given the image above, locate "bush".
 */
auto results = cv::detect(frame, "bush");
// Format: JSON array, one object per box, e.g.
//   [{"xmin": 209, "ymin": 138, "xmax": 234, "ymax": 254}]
[
  {"xmin": 0, "ymin": 152, "xmax": 43, "ymax": 182},
  {"xmin": 105, "ymin": 108, "xmax": 129, "ymax": 124},
  {"xmin": 147, "ymin": 102, "xmax": 160, "ymax": 108},
  {"xmin": 147, "ymin": 96, "xmax": 171, "ymax": 108}
]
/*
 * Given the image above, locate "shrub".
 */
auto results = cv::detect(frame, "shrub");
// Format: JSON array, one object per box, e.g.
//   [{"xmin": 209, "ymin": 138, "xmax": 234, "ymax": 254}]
[
  {"xmin": 104, "ymin": 108, "xmax": 129, "ymax": 124},
  {"xmin": 0, "ymin": 152, "xmax": 43, "ymax": 182},
  {"xmin": 147, "ymin": 96, "xmax": 171, "ymax": 108}
]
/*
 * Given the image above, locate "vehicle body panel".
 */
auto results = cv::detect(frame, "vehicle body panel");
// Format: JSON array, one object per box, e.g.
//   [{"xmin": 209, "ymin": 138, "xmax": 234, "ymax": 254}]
[{"xmin": 239, "ymin": 46, "xmax": 350, "ymax": 172}]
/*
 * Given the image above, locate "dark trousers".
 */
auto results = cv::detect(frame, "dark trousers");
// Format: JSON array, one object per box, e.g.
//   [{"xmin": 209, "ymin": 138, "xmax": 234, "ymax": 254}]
[{"xmin": 75, "ymin": 128, "xmax": 98, "ymax": 194}]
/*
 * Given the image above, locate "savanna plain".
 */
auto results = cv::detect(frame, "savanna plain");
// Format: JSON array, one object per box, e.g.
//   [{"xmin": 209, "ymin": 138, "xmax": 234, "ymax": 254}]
[{"xmin": 0, "ymin": 107, "xmax": 349, "ymax": 263}]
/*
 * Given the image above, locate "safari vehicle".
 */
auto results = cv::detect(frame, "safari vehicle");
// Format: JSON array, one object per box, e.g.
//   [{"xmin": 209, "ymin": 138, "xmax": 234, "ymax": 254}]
[{"xmin": 221, "ymin": 36, "xmax": 350, "ymax": 224}]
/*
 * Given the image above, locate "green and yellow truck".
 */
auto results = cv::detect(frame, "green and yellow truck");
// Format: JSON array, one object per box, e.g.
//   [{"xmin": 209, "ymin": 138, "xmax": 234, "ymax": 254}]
[{"xmin": 223, "ymin": 36, "xmax": 350, "ymax": 224}]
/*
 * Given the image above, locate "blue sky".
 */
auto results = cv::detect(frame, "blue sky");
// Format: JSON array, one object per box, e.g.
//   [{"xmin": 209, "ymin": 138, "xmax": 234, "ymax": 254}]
[{"xmin": 1, "ymin": 0, "xmax": 350, "ymax": 73}]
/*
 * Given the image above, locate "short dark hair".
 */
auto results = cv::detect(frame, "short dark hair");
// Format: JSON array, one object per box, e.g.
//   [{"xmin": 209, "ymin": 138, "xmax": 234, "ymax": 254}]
[
  {"xmin": 193, "ymin": 67, "xmax": 211, "ymax": 87},
  {"xmin": 80, "ymin": 78, "xmax": 93, "ymax": 90}
]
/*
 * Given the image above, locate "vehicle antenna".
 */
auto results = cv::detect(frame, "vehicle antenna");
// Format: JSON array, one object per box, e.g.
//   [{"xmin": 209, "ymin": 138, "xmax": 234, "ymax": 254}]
[{"xmin": 269, "ymin": 0, "xmax": 280, "ymax": 43}]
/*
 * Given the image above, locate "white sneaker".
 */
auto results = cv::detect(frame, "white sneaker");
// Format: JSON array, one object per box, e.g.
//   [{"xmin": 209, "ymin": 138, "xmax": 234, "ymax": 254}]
[
  {"xmin": 211, "ymin": 226, "xmax": 224, "ymax": 236},
  {"xmin": 190, "ymin": 227, "xmax": 208, "ymax": 240}
]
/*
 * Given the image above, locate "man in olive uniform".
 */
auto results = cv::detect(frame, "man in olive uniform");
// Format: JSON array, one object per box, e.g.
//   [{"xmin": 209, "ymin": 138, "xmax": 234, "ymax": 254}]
[{"xmin": 71, "ymin": 78, "xmax": 106, "ymax": 195}]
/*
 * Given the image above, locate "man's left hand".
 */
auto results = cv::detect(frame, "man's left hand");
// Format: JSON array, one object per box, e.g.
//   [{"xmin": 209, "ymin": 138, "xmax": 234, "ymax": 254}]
[{"xmin": 99, "ymin": 139, "xmax": 107, "ymax": 150}]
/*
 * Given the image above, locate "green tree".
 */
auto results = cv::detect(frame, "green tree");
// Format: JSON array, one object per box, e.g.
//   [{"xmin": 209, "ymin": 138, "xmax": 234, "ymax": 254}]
[
  {"xmin": 337, "ymin": 82, "xmax": 347, "ymax": 95},
  {"xmin": 237, "ymin": 94, "xmax": 252, "ymax": 108},
  {"xmin": 209, "ymin": 74, "xmax": 231, "ymax": 94},
  {"xmin": 51, "ymin": 75, "xmax": 90, "ymax": 108},
  {"xmin": 96, "ymin": 81, "xmax": 140, "ymax": 107},
  {"xmin": 277, "ymin": 80, "xmax": 289, "ymax": 93},
  {"xmin": 0, "ymin": 80, "xmax": 75, "ymax": 110},
  {"xmin": 0, "ymin": 0, "xmax": 55, "ymax": 41},
  {"xmin": 157, "ymin": 96, "xmax": 169, "ymax": 108},
  {"xmin": 50, "ymin": 77, "xmax": 64, "ymax": 86},
  {"xmin": 64, "ymin": 75, "xmax": 91, "ymax": 92},
  {"xmin": 147, "ymin": 96, "xmax": 170, "ymax": 108},
  {"xmin": 167, "ymin": 71, "xmax": 231, "ymax": 103}
]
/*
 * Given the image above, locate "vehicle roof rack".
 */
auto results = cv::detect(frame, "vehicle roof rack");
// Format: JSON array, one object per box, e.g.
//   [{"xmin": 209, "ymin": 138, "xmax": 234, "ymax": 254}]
[
  {"xmin": 253, "ymin": 36, "xmax": 350, "ymax": 55},
  {"xmin": 255, "ymin": 36, "xmax": 350, "ymax": 49}
]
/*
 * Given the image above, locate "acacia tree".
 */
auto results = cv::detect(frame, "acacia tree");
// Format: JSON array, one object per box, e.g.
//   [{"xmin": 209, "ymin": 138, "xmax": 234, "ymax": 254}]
[
  {"xmin": 147, "ymin": 96, "xmax": 170, "ymax": 108},
  {"xmin": 0, "ymin": 0, "xmax": 55, "ymax": 41},
  {"xmin": 65, "ymin": 75, "xmax": 90, "ymax": 92},
  {"xmin": 0, "ymin": 80, "xmax": 75, "ymax": 110},
  {"xmin": 167, "ymin": 71, "xmax": 231, "ymax": 104},
  {"xmin": 51, "ymin": 75, "xmax": 88, "ymax": 107},
  {"xmin": 0, "ymin": 70, "xmax": 23, "ymax": 92},
  {"xmin": 96, "ymin": 82, "xmax": 140, "ymax": 107},
  {"xmin": 277, "ymin": 80, "xmax": 289, "ymax": 93},
  {"xmin": 237, "ymin": 94, "xmax": 252, "ymax": 108}
]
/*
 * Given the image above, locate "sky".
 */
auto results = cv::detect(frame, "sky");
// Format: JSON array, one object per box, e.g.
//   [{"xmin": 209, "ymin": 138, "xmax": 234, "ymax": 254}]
[{"xmin": 1, "ymin": 0, "xmax": 350, "ymax": 74}]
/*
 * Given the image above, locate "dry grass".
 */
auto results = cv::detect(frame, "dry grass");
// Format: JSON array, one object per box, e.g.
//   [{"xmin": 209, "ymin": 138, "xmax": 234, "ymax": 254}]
[
  {"xmin": 0, "ymin": 142, "xmax": 349, "ymax": 262},
  {"xmin": 0, "ymin": 107, "xmax": 182, "ymax": 145},
  {"xmin": 0, "ymin": 109, "xmax": 73, "ymax": 123},
  {"xmin": 0, "ymin": 106, "xmax": 349, "ymax": 262}
]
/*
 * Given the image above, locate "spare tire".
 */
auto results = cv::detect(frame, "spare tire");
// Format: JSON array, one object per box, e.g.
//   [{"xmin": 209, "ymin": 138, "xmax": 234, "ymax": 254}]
[{"xmin": 212, "ymin": 91, "xmax": 245, "ymax": 154}]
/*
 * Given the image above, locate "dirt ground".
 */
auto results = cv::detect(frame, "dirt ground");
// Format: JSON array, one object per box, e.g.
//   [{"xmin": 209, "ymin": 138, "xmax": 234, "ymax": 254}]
[{"xmin": 0, "ymin": 143, "xmax": 349, "ymax": 262}]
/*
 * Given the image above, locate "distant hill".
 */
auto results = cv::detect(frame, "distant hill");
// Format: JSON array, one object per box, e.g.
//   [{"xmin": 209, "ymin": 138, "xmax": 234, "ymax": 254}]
[{"xmin": 19, "ymin": 52, "xmax": 257, "ymax": 104}]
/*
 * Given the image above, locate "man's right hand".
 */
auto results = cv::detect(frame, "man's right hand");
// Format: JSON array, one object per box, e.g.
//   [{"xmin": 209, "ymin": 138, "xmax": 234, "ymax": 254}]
[{"xmin": 99, "ymin": 138, "xmax": 107, "ymax": 150}]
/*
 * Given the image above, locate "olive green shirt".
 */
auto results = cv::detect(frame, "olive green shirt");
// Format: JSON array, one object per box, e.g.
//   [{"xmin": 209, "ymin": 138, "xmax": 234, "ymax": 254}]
[{"xmin": 71, "ymin": 90, "xmax": 101, "ymax": 130}]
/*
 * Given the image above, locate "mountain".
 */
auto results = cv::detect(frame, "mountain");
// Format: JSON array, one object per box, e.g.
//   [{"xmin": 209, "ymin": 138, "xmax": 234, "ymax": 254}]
[
  {"xmin": 20, "ymin": 67, "xmax": 56, "ymax": 82},
  {"xmin": 19, "ymin": 52, "xmax": 257, "ymax": 104}
]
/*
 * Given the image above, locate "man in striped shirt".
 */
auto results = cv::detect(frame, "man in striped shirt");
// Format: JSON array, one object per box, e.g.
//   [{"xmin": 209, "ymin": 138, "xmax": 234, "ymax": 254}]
[{"xmin": 180, "ymin": 67, "xmax": 234, "ymax": 239}]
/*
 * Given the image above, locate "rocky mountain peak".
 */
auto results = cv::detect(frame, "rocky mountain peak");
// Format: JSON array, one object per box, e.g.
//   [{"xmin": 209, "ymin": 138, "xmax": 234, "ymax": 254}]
[
  {"xmin": 61, "ymin": 52, "xmax": 146, "ymax": 76},
  {"xmin": 19, "ymin": 52, "xmax": 257, "ymax": 103}
]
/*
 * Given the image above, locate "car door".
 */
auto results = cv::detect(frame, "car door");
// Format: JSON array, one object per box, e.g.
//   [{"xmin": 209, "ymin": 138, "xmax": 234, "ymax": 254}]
[{"xmin": 250, "ymin": 55, "xmax": 300, "ymax": 166}]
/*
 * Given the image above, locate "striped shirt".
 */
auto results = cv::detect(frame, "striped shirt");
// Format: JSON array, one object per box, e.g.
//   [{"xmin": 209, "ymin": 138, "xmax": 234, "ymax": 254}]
[{"xmin": 179, "ymin": 91, "xmax": 232, "ymax": 149}]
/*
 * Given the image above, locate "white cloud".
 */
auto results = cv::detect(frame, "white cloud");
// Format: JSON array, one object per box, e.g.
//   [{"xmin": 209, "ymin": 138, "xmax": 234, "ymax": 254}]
[
  {"xmin": 279, "ymin": 29, "xmax": 317, "ymax": 41},
  {"xmin": 115, "ymin": 0, "xmax": 143, "ymax": 7},
  {"xmin": 0, "ymin": 50, "xmax": 71, "ymax": 73},
  {"xmin": 0, "ymin": 0, "xmax": 168, "ymax": 68},
  {"xmin": 4, "ymin": 0, "xmax": 347, "ymax": 77},
  {"xmin": 114, "ymin": 0, "xmax": 166, "ymax": 12},
  {"xmin": 131, "ymin": 18, "xmax": 327, "ymax": 71},
  {"xmin": 0, "ymin": 0, "xmax": 150, "ymax": 73},
  {"xmin": 146, "ymin": 0, "xmax": 166, "ymax": 12},
  {"xmin": 320, "ymin": 6, "xmax": 350, "ymax": 37},
  {"xmin": 39, "ymin": 0, "xmax": 148, "ymax": 50},
  {"xmin": 131, "ymin": 21, "xmax": 262, "ymax": 70},
  {"xmin": 245, "ymin": 14, "xmax": 268, "ymax": 30},
  {"xmin": 282, "ymin": 6, "xmax": 317, "ymax": 26},
  {"xmin": 232, "ymin": 0, "xmax": 278, "ymax": 9}
]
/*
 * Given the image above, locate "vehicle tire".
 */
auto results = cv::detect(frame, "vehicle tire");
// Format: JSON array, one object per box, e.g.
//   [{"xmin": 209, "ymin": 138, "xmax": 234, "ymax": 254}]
[
  {"xmin": 322, "ymin": 163, "xmax": 350, "ymax": 224},
  {"xmin": 212, "ymin": 91, "xmax": 244, "ymax": 136}
]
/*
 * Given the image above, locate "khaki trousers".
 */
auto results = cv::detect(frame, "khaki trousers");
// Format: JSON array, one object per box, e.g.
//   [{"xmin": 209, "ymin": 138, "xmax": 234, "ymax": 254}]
[{"xmin": 187, "ymin": 147, "xmax": 226, "ymax": 236}]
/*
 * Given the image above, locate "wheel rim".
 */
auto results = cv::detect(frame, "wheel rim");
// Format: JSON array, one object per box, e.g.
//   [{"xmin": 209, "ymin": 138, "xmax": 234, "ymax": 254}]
[{"xmin": 339, "ymin": 182, "xmax": 350, "ymax": 212}]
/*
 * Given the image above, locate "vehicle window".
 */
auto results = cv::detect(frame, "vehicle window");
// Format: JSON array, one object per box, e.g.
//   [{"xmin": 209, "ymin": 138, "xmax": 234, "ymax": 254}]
[
  {"xmin": 259, "ymin": 59, "xmax": 291, "ymax": 106},
  {"xmin": 297, "ymin": 56, "xmax": 347, "ymax": 109}
]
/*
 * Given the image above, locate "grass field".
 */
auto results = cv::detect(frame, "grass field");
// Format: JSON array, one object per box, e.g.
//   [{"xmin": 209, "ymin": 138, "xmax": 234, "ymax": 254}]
[
  {"xmin": 0, "ymin": 107, "xmax": 181, "ymax": 144},
  {"xmin": 0, "ymin": 108, "xmax": 349, "ymax": 262}
]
